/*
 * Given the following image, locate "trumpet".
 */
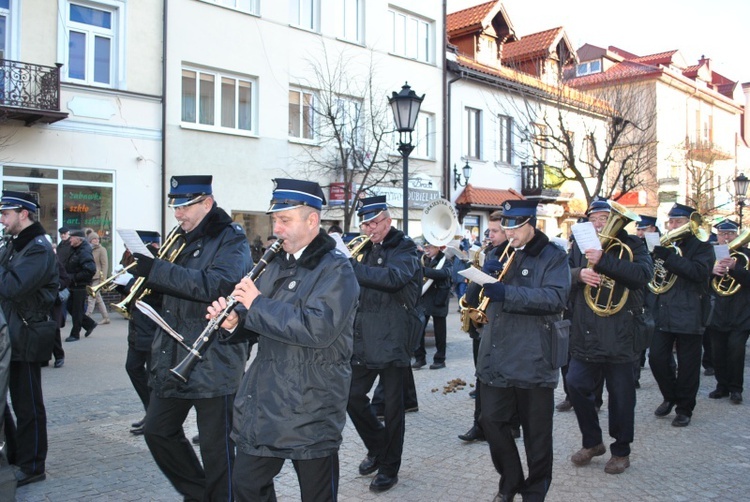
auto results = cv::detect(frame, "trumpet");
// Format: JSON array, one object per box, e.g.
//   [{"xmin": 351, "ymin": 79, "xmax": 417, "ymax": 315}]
[
  {"xmin": 87, "ymin": 262, "xmax": 137, "ymax": 297},
  {"xmin": 648, "ymin": 212, "xmax": 709, "ymax": 294},
  {"xmin": 460, "ymin": 240, "xmax": 515, "ymax": 330},
  {"xmin": 111, "ymin": 226, "xmax": 186, "ymax": 318},
  {"xmin": 347, "ymin": 234, "xmax": 370, "ymax": 262},
  {"xmin": 711, "ymin": 228, "xmax": 750, "ymax": 296},
  {"xmin": 170, "ymin": 239, "xmax": 284, "ymax": 383}
]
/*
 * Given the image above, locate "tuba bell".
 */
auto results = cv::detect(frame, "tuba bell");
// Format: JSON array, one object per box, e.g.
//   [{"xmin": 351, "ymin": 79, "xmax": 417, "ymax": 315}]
[
  {"xmin": 711, "ymin": 228, "xmax": 750, "ymax": 296},
  {"xmin": 648, "ymin": 211, "xmax": 709, "ymax": 294},
  {"xmin": 583, "ymin": 200, "xmax": 639, "ymax": 317}
]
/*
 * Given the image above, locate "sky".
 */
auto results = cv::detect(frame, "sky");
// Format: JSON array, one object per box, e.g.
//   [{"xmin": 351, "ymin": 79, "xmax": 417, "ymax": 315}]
[{"xmin": 448, "ymin": 0, "xmax": 750, "ymax": 85}]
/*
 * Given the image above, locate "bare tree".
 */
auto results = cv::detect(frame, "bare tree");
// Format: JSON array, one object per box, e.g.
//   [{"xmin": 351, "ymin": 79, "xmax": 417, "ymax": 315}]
[
  {"xmin": 669, "ymin": 138, "xmax": 734, "ymax": 216},
  {"xmin": 292, "ymin": 45, "xmax": 408, "ymax": 232}
]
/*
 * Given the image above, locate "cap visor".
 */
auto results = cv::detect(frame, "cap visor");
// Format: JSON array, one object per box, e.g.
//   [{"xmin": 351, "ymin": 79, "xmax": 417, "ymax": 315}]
[{"xmin": 500, "ymin": 217, "xmax": 530, "ymax": 230}]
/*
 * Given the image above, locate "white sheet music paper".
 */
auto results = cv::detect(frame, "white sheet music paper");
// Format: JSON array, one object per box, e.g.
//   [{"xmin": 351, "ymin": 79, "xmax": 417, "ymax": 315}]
[
  {"xmin": 329, "ymin": 232, "xmax": 352, "ymax": 258},
  {"xmin": 571, "ymin": 222, "xmax": 602, "ymax": 251},
  {"xmin": 713, "ymin": 244, "xmax": 730, "ymax": 261},
  {"xmin": 117, "ymin": 228, "xmax": 152, "ymax": 256},
  {"xmin": 644, "ymin": 232, "xmax": 661, "ymax": 253},
  {"xmin": 459, "ymin": 267, "xmax": 498, "ymax": 286}
]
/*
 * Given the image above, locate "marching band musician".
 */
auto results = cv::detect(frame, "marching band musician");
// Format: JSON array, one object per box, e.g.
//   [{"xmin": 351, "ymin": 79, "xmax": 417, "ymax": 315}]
[
  {"xmin": 649, "ymin": 203, "xmax": 714, "ymax": 427},
  {"xmin": 706, "ymin": 219, "xmax": 750, "ymax": 404},
  {"xmin": 413, "ymin": 240, "xmax": 453, "ymax": 370},
  {"xmin": 476, "ymin": 200, "xmax": 570, "ymax": 502},
  {"xmin": 131, "ymin": 175, "xmax": 252, "ymax": 501},
  {"xmin": 206, "ymin": 179, "xmax": 359, "ymax": 501},
  {"xmin": 566, "ymin": 198, "xmax": 652, "ymax": 475},
  {"xmin": 346, "ymin": 195, "xmax": 422, "ymax": 493}
]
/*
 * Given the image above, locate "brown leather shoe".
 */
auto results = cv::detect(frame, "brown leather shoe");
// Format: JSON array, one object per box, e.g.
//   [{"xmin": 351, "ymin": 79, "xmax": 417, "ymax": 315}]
[
  {"xmin": 571, "ymin": 443, "xmax": 606, "ymax": 466},
  {"xmin": 604, "ymin": 455, "xmax": 630, "ymax": 474}
]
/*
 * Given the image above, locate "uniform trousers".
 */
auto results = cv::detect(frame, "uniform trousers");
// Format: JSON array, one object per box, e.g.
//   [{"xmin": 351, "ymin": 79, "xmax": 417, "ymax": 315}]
[
  {"xmin": 479, "ymin": 384, "xmax": 553, "ymax": 502},
  {"xmin": 68, "ymin": 287, "xmax": 96, "ymax": 339},
  {"xmin": 6, "ymin": 361, "xmax": 47, "ymax": 475},
  {"xmin": 414, "ymin": 315, "xmax": 447, "ymax": 364},
  {"xmin": 232, "ymin": 451, "xmax": 339, "ymax": 502},
  {"xmin": 125, "ymin": 347, "xmax": 151, "ymax": 410},
  {"xmin": 347, "ymin": 365, "xmax": 405, "ymax": 476},
  {"xmin": 567, "ymin": 358, "xmax": 636, "ymax": 457},
  {"xmin": 649, "ymin": 330, "xmax": 702, "ymax": 416},
  {"xmin": 710, "ymin": 328, "xmax": 750, "ymax": 393},
  {"xmin": 143, "ymin": 393, "xmax": 235, "ymax": 501}
]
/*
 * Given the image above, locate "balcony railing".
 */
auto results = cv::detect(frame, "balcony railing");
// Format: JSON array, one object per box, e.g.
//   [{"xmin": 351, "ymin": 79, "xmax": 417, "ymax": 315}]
[{"xmin": 0, "ymin": 59, "xmax": 68, "ymax": 125}]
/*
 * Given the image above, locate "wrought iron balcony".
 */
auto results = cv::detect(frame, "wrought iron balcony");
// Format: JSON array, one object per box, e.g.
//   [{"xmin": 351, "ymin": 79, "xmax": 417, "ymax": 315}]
[
  {"xmin": 521, "ymin": 160, "xmax": 545, "ymax": 196},
  {"xmin": 0, "ymin": 59, "xmax": 68, "ymax": 125}
]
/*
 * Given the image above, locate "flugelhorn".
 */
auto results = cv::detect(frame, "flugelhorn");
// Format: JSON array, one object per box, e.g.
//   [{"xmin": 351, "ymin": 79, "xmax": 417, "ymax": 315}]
[
  {"xmin": 112, "ymin": 226, "xmax": 186, "ymax": 318},
  {"xmin": 648, "ymin": 212, "xmax": 709, "ymax": 294},
  {"xmin": 347, "ymin": 234, "xmax": 370, "ymax": 262},
  {"xmin": 583, "ymin": 200, "xmax": 639, "ymax": 317},
  {"xmin": 170, "ymin": 239, "xmax": 284, "ymax": 383},
  {"xmin": 87, "ymin": 262, "xmax": 137, "ymax": 297},
  {"xmin": 711, "ymin": 228, "xmax": 750, "ymax": 296}
]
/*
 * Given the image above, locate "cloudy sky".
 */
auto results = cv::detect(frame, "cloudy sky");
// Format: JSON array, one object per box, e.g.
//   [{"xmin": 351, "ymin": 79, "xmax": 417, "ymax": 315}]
[{"xmin": 448, "ymin": 0, "xmax": 750, "ymax": 85}]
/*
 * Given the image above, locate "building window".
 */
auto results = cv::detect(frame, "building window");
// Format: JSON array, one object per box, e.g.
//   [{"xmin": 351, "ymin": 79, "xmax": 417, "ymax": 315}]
[
  {"xmin": 335, "ymin": 96, "xmax": 363, "ymax": 148},
  {"xmin": 290, "ymin": 0, "xmax": 319, "ymax": 31},
  {"xmin": 65, "ymin": 2, "xmax": 118, "ymax": 86},
  {"xmin": 413, "ymin": 112, "xmax": 435, "ymax": 159},
  {"xmin": 182, "ymin": 67, "xmax": 255, "ymax": 133},
  {"xmin": 465, "ymin": 107, "xmax": 481, "ymax": 159},
  {"xmin": 199, "ymin": 0, "xmax": 258, "ymax": 14},
  {"xmin": 289, "ymin": 88, "xmax": 315, "ymax": 140},
  {"xmin": 576, "ymin": 60, "xmax": 601, "ymax": 77},
  {"xmin": 389, "ymin": 8, "xmax": 432, "ymax": 63},
  {"xmin": 497, "ymin": 114, "xmax": 513, "ymax": 164},
  {"xmin": 0, "ymin": 0, "xmax": 9, "ymax": 60},
  {"xmin": 340, "ymin": 0, "xmax": 363, "ymax": 43}
]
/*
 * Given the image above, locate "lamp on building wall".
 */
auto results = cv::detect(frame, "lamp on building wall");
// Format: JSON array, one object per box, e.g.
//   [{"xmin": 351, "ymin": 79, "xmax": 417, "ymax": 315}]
[
  {"xmin": 734, "ymin": 173, "xmax": 749, "ymax": 229},
  {"xmin": 453, "ymin": 161, "xmax": 472, "ymax": 189},
  {"xmin": 389, "ymin": 82, "xmax": 424, "ymax": 236}
]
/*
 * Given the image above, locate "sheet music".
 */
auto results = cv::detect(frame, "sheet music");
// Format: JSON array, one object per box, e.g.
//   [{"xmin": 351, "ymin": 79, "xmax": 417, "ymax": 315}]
[
  {"xmin": 644, "ymin": 232, "xmax": 661, "ymax": 253},
  {"xmin": 551, "ymin": 236, "xmax": 570, "ymax": 251},
  {"xmin": 135, "ymin": 300, "xmax": 185, "ymax": 343},
  {"xmin": 571, "ymin": 222, "xmax": 602, "ymax": 252},
  {"xmin": 713, "ymin": 244, "xmax": 730, "ymax": 261},
  {"xmin": 459, "ymin": 267, "xmax": 498, "ymax": 286},
  {"xmin": 117, "ymin": 228, "xmax": 152, "ymax": 256},
  {"xmin": 329, "ymin": 232, "xmax": 352, "ymax": 258}
]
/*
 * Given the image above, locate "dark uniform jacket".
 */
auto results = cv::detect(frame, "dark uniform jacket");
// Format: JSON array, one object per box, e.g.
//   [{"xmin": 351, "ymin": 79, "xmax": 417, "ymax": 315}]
[
  {"xmin": 568, "ymin": 229, "xmax": 653, "ymax": 363},
  {"xmin": 708, "ymin": 247, "xmax": 750, "ymax": 332},
  {"xmin": 477, "ymin": 229, "xmax": 570, "ymax": 388},
  {"xmin": 421, "ymin": 250, "xmax": 453, "ymax": 318},
  {"xmin": 64, "ymin": 240, "xmax": 96, "ymax": 290},
  {"xmin": 350, "ymin": 227, "xmax": 421, "ymax": 368},
  {"xmin": 145, "ymin": 204, "xmax": 252, "ymax": 399},
  {"xmin": 228, "ymin": 230, "xmax": 359, "ymax": 460},
  {"xmin": 0, "ymin": 222, "xmax": 58, "ymax": 362},
  {"xmin": 652, "ymin": 235, "xmax": 714, "ymax": 335}
]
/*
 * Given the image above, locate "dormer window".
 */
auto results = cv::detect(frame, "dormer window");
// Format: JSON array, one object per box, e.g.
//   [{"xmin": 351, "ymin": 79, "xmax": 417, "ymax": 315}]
[{"xmin": 576, "ymin": 59, "xmax": 601, "ymax": 76}]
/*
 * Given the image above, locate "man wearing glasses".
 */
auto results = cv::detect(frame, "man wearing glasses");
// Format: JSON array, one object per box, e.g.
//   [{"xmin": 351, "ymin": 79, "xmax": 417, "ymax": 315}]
[
  {"xmin": 346, "ymin": 195, "xmax": 421, "ymax": 493},
  {"xmin": 476, "ymin": 199, "xmax": 570, "ymax": 502},
  {"xmin": 130, "ymin": 175, "xmax": 252, "ymax": 501}
]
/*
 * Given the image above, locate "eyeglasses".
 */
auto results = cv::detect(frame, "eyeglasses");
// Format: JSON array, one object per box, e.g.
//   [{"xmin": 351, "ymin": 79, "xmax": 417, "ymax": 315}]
[{"xmin": 360, "ymin": 217, "xmax": 388, "ymax": 229}]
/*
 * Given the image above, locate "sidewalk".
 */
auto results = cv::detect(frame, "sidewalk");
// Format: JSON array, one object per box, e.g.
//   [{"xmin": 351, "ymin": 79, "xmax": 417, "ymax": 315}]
[{"xmin": 16, "ymin": 300, "xmax": 750, "ymax": 501}]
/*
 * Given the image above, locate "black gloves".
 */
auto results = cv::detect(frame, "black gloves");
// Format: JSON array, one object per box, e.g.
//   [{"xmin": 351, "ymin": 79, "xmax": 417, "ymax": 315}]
[
  {"xmin": 482, "ymin": 281, "xmax": 506, "ymax": 302},
  {"xmin": 482, "ymin": 259, "xmax": 504, "ymax": 276},
  {"xmin": 652, "ymin": 245, "xmax": 671, "ymax": 261},
  {"xmin": 132, "ymin": 253, "xmax": 154, "ymax": 278}
]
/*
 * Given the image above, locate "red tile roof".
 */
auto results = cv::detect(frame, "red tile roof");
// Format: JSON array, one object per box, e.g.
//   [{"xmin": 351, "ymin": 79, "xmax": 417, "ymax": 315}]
[
  {"xmin": 447, "ymin": 1, "xmax": 496, "ymax": 34},
  {"xmin": 455, "ymin": 185, "xmax": 524, "ymax": 207},
  {"xmin": 503, "ymin": 27, "xmax": 565, "ymax": 62}
]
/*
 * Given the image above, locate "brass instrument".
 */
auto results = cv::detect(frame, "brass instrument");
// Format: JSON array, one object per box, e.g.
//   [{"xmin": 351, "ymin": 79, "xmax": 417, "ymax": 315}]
[
  {"xmin": 87, "ymin": 262, "xmax": 137, "ymax": 297},
  {"xmin": 347, "ymin": 234, "xmax": 370, "ymax": 262},
  {"xmin": 648, "ymin": 211, "xmax": 709, "ymax": 294},
  {"xmin": 583, "ymin": 200, "xmax": 639, "ymax": 317},
  {"xmin": 111, "ymin": 226, "xmax": 186, "ymax": 318},
  {"xmin": 711, "ymin": 228, "xmax": 750, "ymax": 296},
  {"xmin": 459, "ymin": 240, "xmax": 515, "ymax": 331}
]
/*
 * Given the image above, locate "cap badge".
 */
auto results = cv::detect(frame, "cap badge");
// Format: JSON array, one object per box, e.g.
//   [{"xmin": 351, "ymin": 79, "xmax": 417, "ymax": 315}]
[{"xmin": 504, "ymin": 202, "xmax": 511, "ymax": 211}]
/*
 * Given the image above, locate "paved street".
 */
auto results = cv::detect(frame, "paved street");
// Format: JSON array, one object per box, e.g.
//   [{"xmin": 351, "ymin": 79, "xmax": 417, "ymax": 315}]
[{"xmin": 15, "ymin": 299, "xmax": 750, "ymax": 501}]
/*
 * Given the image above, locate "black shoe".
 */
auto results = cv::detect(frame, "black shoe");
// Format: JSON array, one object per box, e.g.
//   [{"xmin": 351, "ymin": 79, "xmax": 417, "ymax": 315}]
[
  {"xmin": 555, "ymin": 399, "xmax": 573, "ymax": 412},
  {"xmin": 192, "ymin": 434, "xmax": 200, "ymax": 445},
  {"xmin": 511, "ymin": 426, "xmax": 521, "ymax": 439},
  {"xmin": 54, "ymin": 358, "xmax": 65, "ymax": 368},
  {"xmin": 405, "ymin": 406, "xmax": 419, "ymax": 413},
  {"xmin": 130, "ymin": 426, "xmax": 144, "ymax": 436},
  {"xmin": 469, "ymin": 389, "xmax": 477, "ymax": 398},
  {"xmin": 672, "ymin": 414, "xmax": 691, "ymax": 427},
  {"xmin": 369, "ymin": 473, "xmax": 398, "ymax": 493},
  {"xmin": 359, "ymin": 455, "xmax": 378, "ymax": 476},
  {"xmin": 635, "ymin": 380, "xmax": 641, "ymax": 389},
  {"xmin": 704, "ymin": 367, "xmax": 715, "ymax": 376},
  {"xmin": 65, "ymin": 336, "xmax": 79, "ymax": 342},
  {"xmin": 131, "ymin": 417, "xmax": 146, "ymax": 428},
  {"xmin": 412, "ymin": 359, "xmax": 426, "ymax": 369},
  {"xmin": 730, "ymin": 392, "xmax": 743, "ymax": 404},
  {"xmin": 709, "ymin": 389, "xmax": 729, "ymax": 399},
  {"xmin": 654, "ymin": 400, "xmax": 675, "ymax": 417},
  {"xmin": 15, "ymin": 470, "xmax": 46, "ymax": 487},
  {"xmin": 458, "ymin": 425, "xmax": 485, "ymax": 442},
  {"xmin": 429, "ymin": 362, "xmax": 446, "ymax": 369},
  {"xmin": 84, "ymin": 322, "xmax": 98, "ymax": 337}
]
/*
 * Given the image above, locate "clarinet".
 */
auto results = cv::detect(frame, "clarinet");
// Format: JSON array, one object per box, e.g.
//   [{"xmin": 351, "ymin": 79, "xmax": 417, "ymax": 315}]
[{"xmin": 169, "ymin": 239, "xmax": 284, "ymax": 383}]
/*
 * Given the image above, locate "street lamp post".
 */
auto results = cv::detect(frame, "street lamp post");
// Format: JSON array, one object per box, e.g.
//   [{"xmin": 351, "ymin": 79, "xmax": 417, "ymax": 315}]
[
  {"xmin": 389, "ymin": 82, "xmax": 424, "ymax": 236},
  {"xmin": 453, "ymin": 160, "xmax": 473, "ymax": 190},
  {"xmin": 734, "ymin": 173, "xmax": 749, "ymax": 229}
]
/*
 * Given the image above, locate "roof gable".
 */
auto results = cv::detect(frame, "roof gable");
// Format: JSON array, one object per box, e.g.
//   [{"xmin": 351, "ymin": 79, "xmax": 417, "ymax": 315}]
[
  {"xmin": 502, "ymin": 27, "xmax": 572, "ymax": 63},
  {"xmin": 447, "ymin": 0, "xmax": 516, "ymax": 41}
]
